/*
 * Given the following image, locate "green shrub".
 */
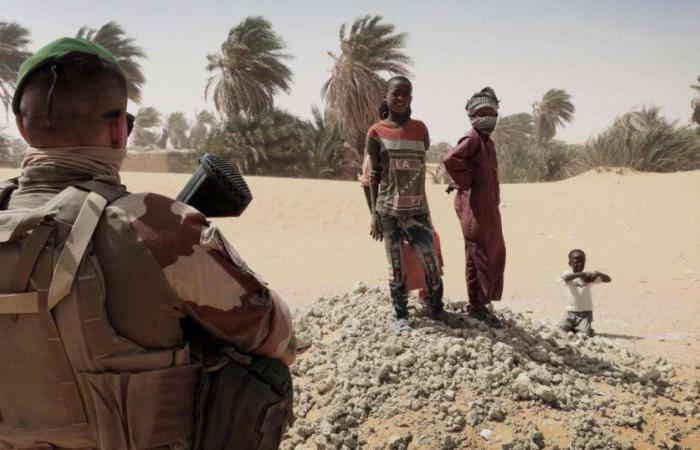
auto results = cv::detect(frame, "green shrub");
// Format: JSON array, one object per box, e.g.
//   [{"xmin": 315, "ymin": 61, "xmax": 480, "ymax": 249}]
[{"xmin": 584, "ymin": 106, "xmax": 700, "ymax": 172}]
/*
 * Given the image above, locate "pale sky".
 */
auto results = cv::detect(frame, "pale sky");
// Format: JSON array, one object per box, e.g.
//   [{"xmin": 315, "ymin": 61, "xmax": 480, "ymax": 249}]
[{"xmin": 3, "ymin": 0, "xmax": 699, "ymax": 144}]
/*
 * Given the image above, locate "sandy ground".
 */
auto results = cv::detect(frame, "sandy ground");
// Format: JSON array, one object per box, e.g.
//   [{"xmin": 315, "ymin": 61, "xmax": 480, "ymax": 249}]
[{"xmin": 2, "ymin": 167, "xmax": 698, "ymax": 368}]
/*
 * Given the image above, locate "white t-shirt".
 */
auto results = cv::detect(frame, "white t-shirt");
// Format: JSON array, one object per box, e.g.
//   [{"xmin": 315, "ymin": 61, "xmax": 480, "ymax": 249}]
[{"xmin": 560, "ymin": 271, "xmax": 601, "ymax": 312}]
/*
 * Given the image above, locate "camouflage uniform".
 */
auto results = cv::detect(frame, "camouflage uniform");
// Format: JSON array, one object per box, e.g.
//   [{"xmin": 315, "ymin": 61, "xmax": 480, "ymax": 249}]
[
  {"xmin": 8, "ymin": 164, "xmax": 296, "ymax": 364},
  {"xmin": 2, "ymin": 35, "xmax": 295, "ymax": 450}
]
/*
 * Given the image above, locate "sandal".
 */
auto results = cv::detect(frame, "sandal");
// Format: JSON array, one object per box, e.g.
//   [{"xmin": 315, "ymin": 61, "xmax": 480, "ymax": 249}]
[
  {"xmin": 469, "ymin": 310, "xmax": 503, "ymax": 329},
  {"xmin": 430, "ymin": 310, "xmax": 465, "ymax": 329},
  {"xmin": 393, "ymin": 318, "xmax": 412, "ymax": 334}
]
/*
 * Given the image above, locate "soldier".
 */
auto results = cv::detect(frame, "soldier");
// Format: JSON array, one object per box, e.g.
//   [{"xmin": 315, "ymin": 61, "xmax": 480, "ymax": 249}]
[{"xmin": 0, "ymin": 38, "xmax": 295, "ymax": 449}]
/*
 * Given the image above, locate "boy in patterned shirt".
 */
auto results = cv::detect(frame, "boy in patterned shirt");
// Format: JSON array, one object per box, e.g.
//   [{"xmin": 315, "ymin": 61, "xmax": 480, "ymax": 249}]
[{"xmin": 366, "ymin": 76, "xmax": 462, "ymax": 332}]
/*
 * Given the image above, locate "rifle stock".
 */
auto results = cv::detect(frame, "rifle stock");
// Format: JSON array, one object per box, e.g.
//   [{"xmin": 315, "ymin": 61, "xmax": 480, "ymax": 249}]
[{"xmin": 176, "ymin": 153, "xmax": 252, "ymax": 217}]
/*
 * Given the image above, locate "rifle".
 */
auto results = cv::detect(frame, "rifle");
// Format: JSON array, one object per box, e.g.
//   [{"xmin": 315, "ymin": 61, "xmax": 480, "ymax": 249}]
[{"xmin": 176, "ymin": 153, "xmax": 252, "ymax": 217}]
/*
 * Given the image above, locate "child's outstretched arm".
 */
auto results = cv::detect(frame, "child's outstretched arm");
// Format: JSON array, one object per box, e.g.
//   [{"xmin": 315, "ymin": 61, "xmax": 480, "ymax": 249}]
[
  {"xmin": 562, "ymin": 272, "xmax": 590, "ymax": 282},
  {"xmin": 591, "ymin": 271, "xmax": 612, "ymax": 283}
]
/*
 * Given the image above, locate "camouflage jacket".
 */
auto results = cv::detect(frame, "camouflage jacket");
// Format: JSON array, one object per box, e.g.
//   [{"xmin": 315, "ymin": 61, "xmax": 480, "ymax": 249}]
[{"xmin": 7, "ymin": 165, "xmax": 296, "ymax": 365}]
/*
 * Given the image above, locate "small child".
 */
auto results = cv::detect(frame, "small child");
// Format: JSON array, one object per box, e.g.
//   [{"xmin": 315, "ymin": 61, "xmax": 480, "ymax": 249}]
[{"xmin": 559, "ymin": 249, "xmax": 611, "ymax": 337}]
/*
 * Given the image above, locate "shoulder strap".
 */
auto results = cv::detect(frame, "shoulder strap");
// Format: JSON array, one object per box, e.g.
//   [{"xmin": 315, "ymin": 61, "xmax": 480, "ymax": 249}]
[
  {"xmin": 74, "ymin": 180, "xmax": 129, "ymax": 203},
  {"xmin": 47, "ymin": 190, "xmax": 108, "ymax": 309},
  {"xmin": 46, "ymin": 181, "xmax": 128, "ymax": 310},
  {"xmin": 0, "ymin": 180, "xmax": 129, "ymax": 314},
  {"xmin": 0, "ymin": 178, "xmax": 19, "ymax": 211}
]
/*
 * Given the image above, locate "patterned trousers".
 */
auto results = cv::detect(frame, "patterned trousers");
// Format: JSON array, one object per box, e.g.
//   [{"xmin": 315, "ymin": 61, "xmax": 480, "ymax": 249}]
[{"xmin": 381, "ymin": 214, "xmax": 444, "ymax": 318}]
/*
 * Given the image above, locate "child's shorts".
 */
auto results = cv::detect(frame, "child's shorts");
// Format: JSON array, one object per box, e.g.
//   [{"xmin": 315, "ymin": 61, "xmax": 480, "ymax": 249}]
[{"xmin": 559, "ymin": 311, "xmax": 593, "ymax": 336}]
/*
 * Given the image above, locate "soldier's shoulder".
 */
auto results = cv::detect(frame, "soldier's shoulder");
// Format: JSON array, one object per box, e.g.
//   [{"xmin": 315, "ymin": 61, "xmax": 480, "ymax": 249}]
[
  {"xmin": 106, "ymin": 192, "xmax": 210, "ymax": 268},
  {"xmin": 110, "ymin": 192, "xmax": 205, "ymax": 222}
]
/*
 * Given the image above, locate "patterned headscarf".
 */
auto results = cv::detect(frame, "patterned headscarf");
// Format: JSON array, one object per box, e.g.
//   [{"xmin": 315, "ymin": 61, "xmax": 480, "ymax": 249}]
[{"xmin": 465, "ymin": 87, "xmax": 500, "ymax": 117}]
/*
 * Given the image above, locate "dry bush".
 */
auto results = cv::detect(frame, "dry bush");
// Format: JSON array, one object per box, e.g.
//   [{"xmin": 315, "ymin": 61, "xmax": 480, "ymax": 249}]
[
  {"xmin": 493, "ymin": 113, "xmax": 584, "ymax": 183},
  {"xmin": 584, "ymin": 106, "xmax": 700, "ymax": 172}
]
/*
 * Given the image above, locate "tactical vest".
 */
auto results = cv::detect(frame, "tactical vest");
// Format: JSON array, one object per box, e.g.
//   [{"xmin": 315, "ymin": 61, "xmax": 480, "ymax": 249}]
[{"xmin": 0, "ymin": 179, "xmax": 200, "ymax": 450}]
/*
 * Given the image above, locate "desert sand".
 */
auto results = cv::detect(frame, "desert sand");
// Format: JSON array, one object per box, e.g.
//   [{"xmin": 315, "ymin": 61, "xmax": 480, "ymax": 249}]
[
  {"xmin": 1, "ymin": 167, "xmax": 697, "ymax": 365},
  {"xmin": 2, "ymin": 167, "xmax": 698, "ymax": 448}
]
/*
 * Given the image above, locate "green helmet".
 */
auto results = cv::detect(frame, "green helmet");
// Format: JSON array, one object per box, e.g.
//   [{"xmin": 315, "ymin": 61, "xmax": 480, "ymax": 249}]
[{"xmin": 12, "ymin": 37, "xmax": 125, "ymax": 114}]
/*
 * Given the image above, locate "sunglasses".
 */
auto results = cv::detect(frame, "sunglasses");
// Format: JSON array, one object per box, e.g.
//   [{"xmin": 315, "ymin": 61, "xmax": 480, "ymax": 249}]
[{"xmin": 103, "ymin": 110, "xmax": 135, "ymax": 136}]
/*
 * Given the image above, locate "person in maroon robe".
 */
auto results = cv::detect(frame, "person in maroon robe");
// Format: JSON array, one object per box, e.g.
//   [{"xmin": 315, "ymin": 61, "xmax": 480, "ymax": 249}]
[{"xmin": 443, "ymin": 87, "xmax": 505, "ymax": 328}]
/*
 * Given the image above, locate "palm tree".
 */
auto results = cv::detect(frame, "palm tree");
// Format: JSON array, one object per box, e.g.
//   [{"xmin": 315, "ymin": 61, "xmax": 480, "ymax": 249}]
[
  {"xmin": 691, "ymin": 76, "xmax": 700, "ymax": 93},
  {"xmin": 187, "ymin": 110, "xmax": 216, "ymax": 149},
  {"xmin": 131, "ymin": 106, "xmax": 162, "ymax": 148},
  {"xmin": 0, "ymin": 22, "xmax": 31, "ymax": 114},
  {"xmin": 691, "ymin": 76, "xmax": 700, "ymax": 126},
  {"xmin": 164, "ymin": 112, "xmax": 190, "ymax": 149},
  {"xmin": 304, "ymin": 106, "xmax": 353, "ymax": 179},
  {"xmin": 532, "ymin": 89, "xmax": 575, "ymax": 145},
  {"xmin": 134, "ymin": 106, "xmax": 162, "ymax": 129},
  {"xmin": 156, "ymin": 128, "xmax": 169, "ymax": 150},
  {"xmin": 426, "ymin": 142, "xmax": 451, "ymax": 164},
  {"xmin": 491, "ymin": 113, "xmax": 535, "ymax": 147},
  {"xmin": 205, "ymin": 17, "xmax": 292, "ymax": 117},
  {"xmin": 9, "ymin": 136, "xmax": 27, "ymax": 166},
  {"xmin": 322, "ymin": 15, "xmax": 411, "ymax": 156},
  {"xmin": 489, "ymin": 113, "xmax": 544, "ymax": 182},
  {"xmin": 206, "ymin": 107, "xmax": 306, "ymax": 175},
  {"xmin": 0, "ymin": 129, "xmax": 10, "ymax": 165},
  {"xmin": 76, "ymin": 21, "xmax": 146, "ymax": 103}
]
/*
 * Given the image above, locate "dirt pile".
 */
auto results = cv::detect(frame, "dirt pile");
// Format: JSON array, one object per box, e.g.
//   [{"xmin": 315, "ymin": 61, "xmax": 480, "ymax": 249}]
[{"xmin": 281, "ymin": 287, "xmax": 700, "ymax": 449}]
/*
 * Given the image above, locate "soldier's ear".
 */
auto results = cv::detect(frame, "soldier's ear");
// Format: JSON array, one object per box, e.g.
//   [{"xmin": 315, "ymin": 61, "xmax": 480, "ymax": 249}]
[
  {"xmin": 107, "ymin": 112, "xmax": 128, "ymax": 149},
  {"xmin": 15, "ymin": 114, "xmax": 30, "ymax": 144}
]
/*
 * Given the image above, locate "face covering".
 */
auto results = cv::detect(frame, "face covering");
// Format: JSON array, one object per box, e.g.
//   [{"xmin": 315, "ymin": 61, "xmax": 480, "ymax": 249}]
[
  {"xmin": 21, "ymin": 146, "xmax": 126, "ymax": 185},
  {"xmin": 470, "ymin": 115, "xmax": 498, "ymax": 133}
]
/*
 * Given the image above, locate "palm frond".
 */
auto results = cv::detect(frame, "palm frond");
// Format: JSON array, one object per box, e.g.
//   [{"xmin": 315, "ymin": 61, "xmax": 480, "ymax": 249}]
[
  {"xmin": 304, "ymin": 105, "xmax": 355, "ymax": 179},
  {"xmin": 205, "ymin": 17, "xmax": 292, "ymax": 117},
  {"xmin": 134, "ymin": 106, "xmax": 162, "ymax": 128},
  {"xmin": 691, "ymin": 96, "xmax": 700, "ymax": 126},
  {"xmin": 533, "ymin": 89, "xmax": 575, "ymax": 145},
  {"xmin": 492, "ymin": 113, "xmax": 535, "ymax": 147},
  {"xmin": 130, "ymin": 106, "xmax": 162, "ymax": 148},
  {"xmin": 691, "ymin": 76, "xmax": 700, "ymax": 93},
  {"xmin": 165, "ymin": 112, "xmax": 190, "ymax": 149},
  {"xmin": 0, "ymin": 22, "xmax": 31, "ymax": 114},
  {"xmin": 187, "ymin": 110, "xmax": 218, "ymax": 149},
  {"xmin": 322, "ymin": 15, "xmax": 412, "ymax": 156},
  {"xmin": 0, "ymin": 129, "xmax": 11, "ymax": 165},
  {"xmin": 584, "ymin": 106, "xmax": 700, "ymax": 172},
  {"xmin": 77, "ymin": 21, "xmax": 146, "ymax": 103}
]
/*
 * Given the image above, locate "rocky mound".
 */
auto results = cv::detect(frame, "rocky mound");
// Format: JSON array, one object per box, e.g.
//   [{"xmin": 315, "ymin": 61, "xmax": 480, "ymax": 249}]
[{"xmin": 281, "ymin": 286, "xmax": 699, "ymax": 450}]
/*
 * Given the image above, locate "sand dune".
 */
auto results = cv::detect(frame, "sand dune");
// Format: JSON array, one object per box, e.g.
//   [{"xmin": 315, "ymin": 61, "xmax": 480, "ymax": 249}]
[{"xmin": 2, "ymin": 167, "xmax": 698, "ymax": 364}]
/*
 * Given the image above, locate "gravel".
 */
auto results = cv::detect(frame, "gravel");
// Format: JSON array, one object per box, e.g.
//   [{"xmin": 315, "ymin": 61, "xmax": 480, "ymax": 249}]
[{"xmin": 282, "ymin": 287, "xmax": 699, "ymax": 449}]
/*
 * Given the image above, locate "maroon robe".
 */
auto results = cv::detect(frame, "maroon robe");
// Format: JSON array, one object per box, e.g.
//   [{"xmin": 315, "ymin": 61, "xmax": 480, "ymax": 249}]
[{"xmin": 443, "ymin": 128, "xmax": 505, "ymax": 310}]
